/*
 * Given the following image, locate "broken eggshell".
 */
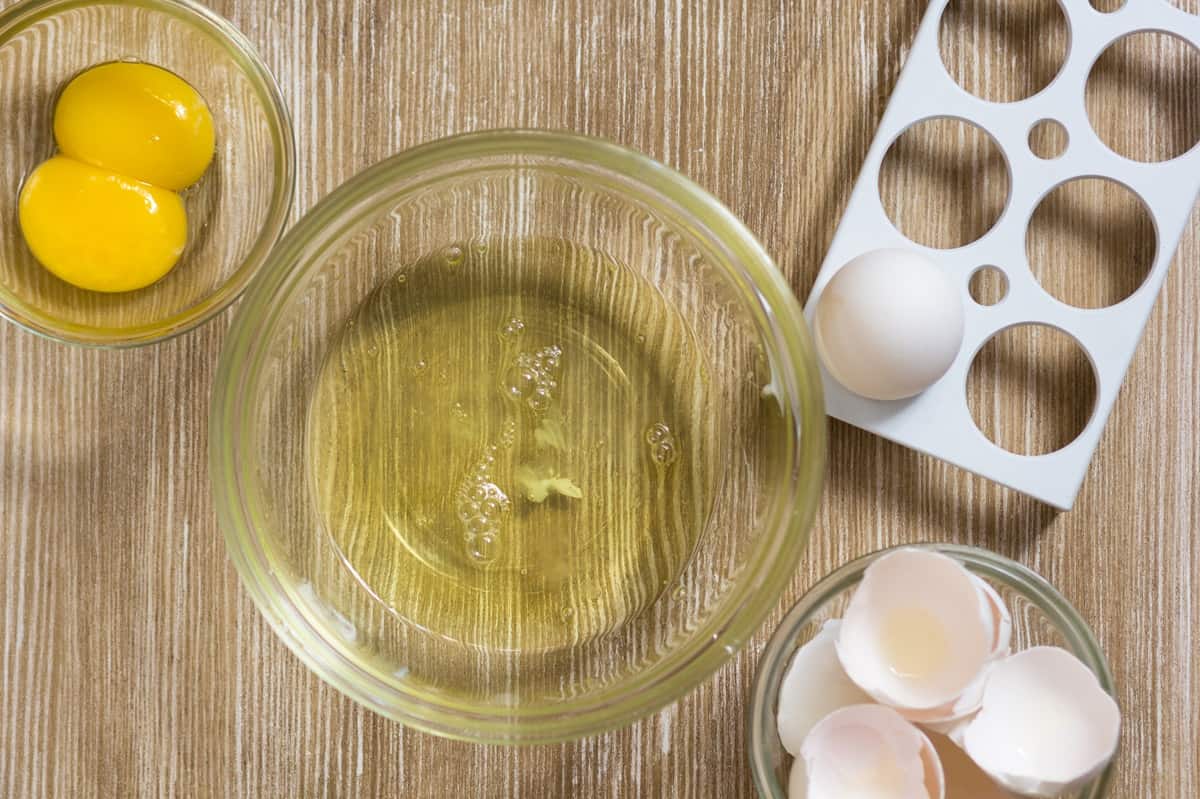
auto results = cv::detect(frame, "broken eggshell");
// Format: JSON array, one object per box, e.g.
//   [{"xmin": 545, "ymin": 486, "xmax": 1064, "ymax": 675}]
[
  {"xmin": 788, "ymin": 756, "xmax": 808, "ymax": 799},
  {"xmin": 836, "ymin": 549, "xmax": 994, "ymax": 713},
  {"xmin": 799, "ymin": 704, "xmax": 945, "ymax": 799},
  {"xmin": 962, "ymin": 646, "xmax": 1120, "ymax": 797},
  {"xmin": 972, "ymin": 575, "xmax": 1013, "ymax": 659},
  {"xmin": 903, "ymin": 574, "xmax": 1014, "ymax": 729},
  {"xmin": 776, "ymin": 619, "xmax": 872, "ymax": 756}
]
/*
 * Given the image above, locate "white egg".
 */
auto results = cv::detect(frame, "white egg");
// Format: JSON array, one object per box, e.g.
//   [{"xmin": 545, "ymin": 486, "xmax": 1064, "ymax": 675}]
[
  {"xmin": 800, "ymin": 704, "xmax": 945, "ymax": 799},
  {"xmin": 777, "ymin": 620, "xmax": 873, "ymax": 757},
  {"xmin": 836, "ymin": 549, "xmax": 994, "ymax": 713},
  {"xmin": 961, "ymin": 646, "xmax": 1120, "ymax": 797},
  {"xmin": 813, "ymin": 248, "xmax": 964, "ymax": 400}
]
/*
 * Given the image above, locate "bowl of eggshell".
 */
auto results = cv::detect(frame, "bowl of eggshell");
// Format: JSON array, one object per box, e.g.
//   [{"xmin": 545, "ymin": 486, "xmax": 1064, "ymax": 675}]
[{"xmin": 748, "ymin": 544, "xmax": 1119, "ymax": 799}]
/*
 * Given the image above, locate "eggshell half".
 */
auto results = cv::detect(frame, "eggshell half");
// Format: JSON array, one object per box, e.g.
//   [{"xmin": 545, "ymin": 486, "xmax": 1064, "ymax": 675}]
[
  {"xmin": 801, "ymin": 704, "xmax": 945, "ymax": 799},
  {"xmin": 837, "ymin": 549, "xmax": 994, "ymax": 712},
  {"xmin": 788, "ymin": 756, "xmax": 809, "ymax": 799},
  {"xmin": 961, "ymin": 646, "xmax": 1120, "ymax": 797},
  {"xmin": 777, "ymin": 620, "xmax": 873, "ymax": 756},
  {"xmin": 903, "ymin": 575, "xmax": 1013, "ymax": 727}
]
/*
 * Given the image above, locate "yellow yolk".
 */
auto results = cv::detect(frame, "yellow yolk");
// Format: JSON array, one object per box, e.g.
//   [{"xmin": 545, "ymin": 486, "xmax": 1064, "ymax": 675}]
[
  {"xmin": 19, "ymin": 156, "xmax": 187, "ymax": 293},
  {"xmin": 54, "ymin": 62, "xmax": 215, "ymax": 191},
  {"xmin": 18, "ymin": 62, "xmax": 214, "ymax": 293}
]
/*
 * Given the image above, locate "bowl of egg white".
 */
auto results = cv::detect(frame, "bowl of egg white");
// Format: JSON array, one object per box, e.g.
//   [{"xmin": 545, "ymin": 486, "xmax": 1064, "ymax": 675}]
[
  {"xmin": 749, "ymin": 544, "xmax": 1119, "ymax": 799},
  {"xmin": 0, "ymin": 0, "xmax": 294, "ymax": 347}
]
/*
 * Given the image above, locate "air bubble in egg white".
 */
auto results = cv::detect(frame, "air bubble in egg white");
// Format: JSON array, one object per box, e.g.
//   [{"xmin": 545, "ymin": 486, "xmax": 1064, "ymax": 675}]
[
  {"xmin": 468, "ymin": 540, "xmax": 497, "ymax": 563},
  {"xmin": 645, "ymin": 422, "xmax": 671, "ymax": 445},
  {"xmin": 501, "ymin": 317, "xmax": 526, "ymax": 339}
]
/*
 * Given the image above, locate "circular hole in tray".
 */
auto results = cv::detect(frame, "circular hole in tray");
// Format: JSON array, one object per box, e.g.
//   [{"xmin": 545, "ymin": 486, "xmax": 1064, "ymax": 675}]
[
  {"xmin": 939, "ymin": 0, "xmax": 1068, "ymax": 103},
  {"xmin": 967, "ymin": 324, "xmax": 1096, "ymax": 456},
  {"xmin": 879, "ymin": 118, "xmax": 1010, "ymax": 250},
  {"xmin": 969, "ymin": 265, "xmax": 1009, "ymax": 306},
  {"xmin": 1028, "ymin": 177, "xmax": 1157, "ymax": 308},
  {"xmin": 1087, "ymin": 31, "xmax": 1200, "ymax": 163},
  {"xmin": 1028, "ymin": 119, "xmax": 1069, "ymax": 159}
]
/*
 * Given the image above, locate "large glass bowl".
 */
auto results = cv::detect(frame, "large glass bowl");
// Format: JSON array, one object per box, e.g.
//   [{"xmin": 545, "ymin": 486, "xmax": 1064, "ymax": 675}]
[
  {"xmin": 210, "ymin": 130, "xmax": 826, "ymax": 743},
  {"xmin": 748, "ymin": 543, "xmax": 1115, "ymax": 798},
  {"xmin": 0, "ymin": 0, "xmax": 294, "ymax": 347}
]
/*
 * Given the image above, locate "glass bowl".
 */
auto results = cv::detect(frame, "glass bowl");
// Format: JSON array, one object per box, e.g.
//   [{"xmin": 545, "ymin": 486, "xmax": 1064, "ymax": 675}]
[
  {"xmin": 210, "ymin": 129, "xmax": 826, "ymax": 744},
  {"xmin": 0, "ymin": 0, "xmax": 294, "ymax": 347},
  {"xmin": 748, "ymin": 543, "xmax": 1115, "ymax": 798}
]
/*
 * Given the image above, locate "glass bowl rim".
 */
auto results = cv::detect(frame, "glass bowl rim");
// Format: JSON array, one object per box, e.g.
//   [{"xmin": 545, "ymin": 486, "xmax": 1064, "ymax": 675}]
[
  {"xmin": 0, "ymin": 0, "xmax": 296, "ymax": 348},
  {"xmin": 210, "ymin": 128, "xmax": 827, "ymax": 744},
  {"xmin": 747, "ymin": 542, "xmax": 1115, "ymax": 798}
]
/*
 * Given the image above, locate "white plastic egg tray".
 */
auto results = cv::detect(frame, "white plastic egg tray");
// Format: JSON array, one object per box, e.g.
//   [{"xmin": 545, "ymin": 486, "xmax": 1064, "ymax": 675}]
[{"xmin": 804, "ymin": 0, "xmax": 1200, "ymax": 510}]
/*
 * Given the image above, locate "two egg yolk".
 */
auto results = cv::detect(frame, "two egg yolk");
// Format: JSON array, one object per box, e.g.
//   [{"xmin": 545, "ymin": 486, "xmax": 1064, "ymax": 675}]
[{"xmin": 19, "ymin": 62, "xmax": 215, "ymax": 293}]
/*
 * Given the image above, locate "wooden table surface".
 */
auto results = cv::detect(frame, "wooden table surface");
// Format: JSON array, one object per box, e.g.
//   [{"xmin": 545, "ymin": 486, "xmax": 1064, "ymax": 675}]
[{"xmin": 2, "ymin": 0, "xmax": 1198, "ymax": 796}]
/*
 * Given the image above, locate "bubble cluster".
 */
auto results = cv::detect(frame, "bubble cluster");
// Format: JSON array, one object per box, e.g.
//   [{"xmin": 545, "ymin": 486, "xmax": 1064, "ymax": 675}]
[
  {"xmin": 645, "ymin": 422, "xmax": 679, "ymax": 466},
  {"xmin": 500, "ymin": 419, "xmax": 518, "ymax": 449},
  {"xmin": 500, "ymin": 317, "xmax": 526, "ymax": 341},
  {"xmin": 502, "ymin": 345, "xmax": 562, "ymax": 413},
  {"xmin": 455, "ymin": 446, "xmax": 510, "ymax": 563}
]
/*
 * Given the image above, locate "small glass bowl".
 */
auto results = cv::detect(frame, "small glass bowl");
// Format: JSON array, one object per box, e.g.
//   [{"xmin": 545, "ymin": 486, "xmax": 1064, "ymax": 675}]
[
  {"xmin": 748, "ymin": 543, "xmax": 1115, "ymax": 798},
  {"xmin": 211, "ymin": 129, "xmax": 827, "ymax": 744},
  {"xmin": 0, "ymin": 0, "xmax": 294, "ymax": 347}
]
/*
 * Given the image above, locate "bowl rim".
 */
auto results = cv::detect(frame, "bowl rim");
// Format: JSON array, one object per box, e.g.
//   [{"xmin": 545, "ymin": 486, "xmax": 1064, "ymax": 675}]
[
  {"xmin": 747, "ymin": 542, "xmax": 1116, "ymax": 798},
  {"xmin": 210, "ymin": 128, "xmax": 827, "ymax": 744},
  {"xmin": 0, "ymin": 0, "xmax": 296, "ymax": 348}
]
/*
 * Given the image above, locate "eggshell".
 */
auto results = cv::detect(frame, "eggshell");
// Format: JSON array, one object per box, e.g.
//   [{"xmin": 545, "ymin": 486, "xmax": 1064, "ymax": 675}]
[
  {"xmin": 961, "ymin": 646, "xmax": 1120, "ymax": 797},
  {"xmin": 973, "ymin": 575, "xmax": 1013, "ymax": 660},
  {"xmin": 777, "ymin": 620, "xmax": 873, "ymax": 756},
  {"xmin": 788, "ymin": 756, "xmax": 809, "ymax": 799},
  {"xmin": 813, "ymin": 248, "xmax": 964, "ymax": 401},
  {"xmin": 801, "ymin": 704, "xmax": 944, "ymax": 799},
  {"xmin": 837, "ymin": 549, "xmax": 993, "ymax": 712},
  {"xmin": 903, "ymin": 575, "xmax": 1012, "ymax": 727}
]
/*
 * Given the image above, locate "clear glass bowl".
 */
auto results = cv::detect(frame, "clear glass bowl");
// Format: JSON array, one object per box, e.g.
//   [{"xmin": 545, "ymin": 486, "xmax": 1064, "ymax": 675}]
[
  {"xmin": 748, "ymin": 543, "xmax": 1115, "ymax": 798},
  {"xmin": 0, "ymin": 0, "xmax": 294, "ymax": 347},
  {"xmin": 210, "ymin": 129, "xmax": 827, "ymax": 743}
]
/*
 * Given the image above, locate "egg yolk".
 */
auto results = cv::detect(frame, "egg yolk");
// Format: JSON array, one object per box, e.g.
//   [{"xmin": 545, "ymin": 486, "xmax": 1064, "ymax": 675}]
[
  {"xmin": 54, "ymin": 62, "xmax": 215, "ymax": 191},
  {"xmin": 19, "ymin": 62, "xmax": 214, "ymax": 293},
  {"xmin": 19, "ymin": 157, "xmax": 187, "ymax": 294}
]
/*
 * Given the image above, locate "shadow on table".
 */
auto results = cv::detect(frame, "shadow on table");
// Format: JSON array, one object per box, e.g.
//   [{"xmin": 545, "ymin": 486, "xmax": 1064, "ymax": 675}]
[{"xmin": 824, "ymin": 418, "xmax": 1061, "ymax": 564}]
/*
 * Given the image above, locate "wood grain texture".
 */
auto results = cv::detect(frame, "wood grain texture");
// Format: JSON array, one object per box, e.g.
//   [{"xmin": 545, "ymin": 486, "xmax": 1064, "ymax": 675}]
[{"xmin": 1, "ymin": 0, "xmax": 1197, "ymax": 796}]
